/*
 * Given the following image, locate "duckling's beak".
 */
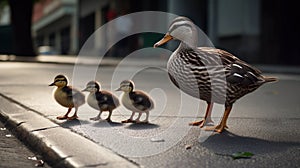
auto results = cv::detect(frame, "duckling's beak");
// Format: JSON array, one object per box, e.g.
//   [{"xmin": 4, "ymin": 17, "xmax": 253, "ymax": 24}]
[
  {"xmin": 82, "ymin": 88, "xmax": 88, "ymax": 92},
  {"xmin": 115, "ymin": 87, "xmax": 122, "ymax": 91},
  {"xmin": 49, "ymin": 82, "xmax": 55, "ymax": 86},
  {"xmin": 153, "ymin": 34, "xmax": 173, "ymax": 48}
]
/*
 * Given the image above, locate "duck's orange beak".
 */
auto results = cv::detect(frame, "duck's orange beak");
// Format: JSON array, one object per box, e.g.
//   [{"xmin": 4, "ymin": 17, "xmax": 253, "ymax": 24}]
[{"xmin": 153, "ymin": 34, "xmax": 173, "ymax": 48}]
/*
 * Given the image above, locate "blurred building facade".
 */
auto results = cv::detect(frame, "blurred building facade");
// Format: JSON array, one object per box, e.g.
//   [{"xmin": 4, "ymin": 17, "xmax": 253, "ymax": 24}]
[
  {"xmin": 31, "ymin": 0, "xmax": 299, "ymax": 65},
  {"xmin": 0, "ymin": 4, "xmax": 13, "ymax": 54}
]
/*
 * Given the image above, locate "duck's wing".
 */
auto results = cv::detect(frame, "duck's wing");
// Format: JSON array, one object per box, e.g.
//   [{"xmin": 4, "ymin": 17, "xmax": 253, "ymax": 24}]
[
  {"xmin": 129, "ymin": 91, "xmax": 153, "ymax": 110},
  {"xmin": 95, "ymin": 92, "xmax": 109, "ymax": 104},
  {"xmin": 61, "ymin": 86, "xmax": 74, "ymax": 101},
  {"xmin": 218, "ymin": 49, "xmax": 266, "ymax": 86},
  {"xmin": 194, "ymin": 47, "xmax": 264, "ymax": 86},
  {"xmin": 96, "ymin": 91, "xmax": 120, "ymax": 106},
  {"xmin": 62, "ymin": 86, "xmax": 85, "ymax": 102}
]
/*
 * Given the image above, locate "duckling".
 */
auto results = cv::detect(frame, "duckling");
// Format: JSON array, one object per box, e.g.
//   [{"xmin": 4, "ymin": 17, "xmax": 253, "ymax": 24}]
[
  {"xmin": 115, "ymin": 80, "xmax": 154, "ymax": 123},
  {"xmin": 49, "ymin": 74, "xmax": 85, "ymax": 120},
  {"xmin": 82, "ymin": 81, "xmax": 120, "ymax": 122}
]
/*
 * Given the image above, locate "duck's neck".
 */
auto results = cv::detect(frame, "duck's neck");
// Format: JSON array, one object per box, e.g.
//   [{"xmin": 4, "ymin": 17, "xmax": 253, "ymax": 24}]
[{"xmin": 178, "ymin": 41, "xmax": 197, "ymax": 51}]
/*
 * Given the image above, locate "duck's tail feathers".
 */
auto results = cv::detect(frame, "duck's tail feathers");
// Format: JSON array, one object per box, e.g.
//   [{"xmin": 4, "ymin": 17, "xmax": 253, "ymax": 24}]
[{"xmin": 263, "ymin": 76, "xmax": 278, "ymax": 83}]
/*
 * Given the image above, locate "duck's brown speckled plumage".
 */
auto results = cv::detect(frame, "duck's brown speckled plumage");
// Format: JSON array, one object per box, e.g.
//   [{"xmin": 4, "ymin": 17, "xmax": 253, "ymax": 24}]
[
  {"xmin": 168, "ymin": 46, "xmax": 276, "ymax": 107},
  {"xmin": 154, "ymin": 16, "xmax": 277, "ymax": 133}
]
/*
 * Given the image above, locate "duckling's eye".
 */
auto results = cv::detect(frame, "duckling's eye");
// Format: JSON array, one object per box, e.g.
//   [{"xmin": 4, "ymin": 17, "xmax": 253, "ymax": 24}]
[
  {"xmin": 88, "ymin": 85, "xmax": 96, "ymax": 89},
  {"xmin": 121, "ymin": 84, "xmax": 128, "ymax": 88},
  {"xmin": 55, "ymin": 79, "xmax": 66, "ymax": 84}
]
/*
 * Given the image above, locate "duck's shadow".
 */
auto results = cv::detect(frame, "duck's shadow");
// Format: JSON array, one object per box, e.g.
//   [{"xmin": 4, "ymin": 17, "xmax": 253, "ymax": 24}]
[
  {"xmin": 125, "ymin": 122, "xmax": 160, "ymax": 130},
  {"xmin": 92, "ymin": 120, "xmax": 123, "ymax": 128},
  {"xmin": 201, "ymin": 130, "xmax": 300, "ymax": 155},
  {"xmin": 59, "ymin": 119, "xmax": 90, "ymax": 128}
]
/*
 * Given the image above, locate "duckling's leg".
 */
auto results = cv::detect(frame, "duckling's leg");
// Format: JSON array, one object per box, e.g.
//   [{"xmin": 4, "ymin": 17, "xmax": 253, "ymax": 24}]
[
  {"xmin": 135, "ymin": 112, "xmax": 142, "ymax": 123},
  {"xmin": 67, "ymin": 106, "xmax": 79, "ymax": 120},
  {"xmin": 106, "ymin": 110, "xmax": 113, "ymax": 122},
  {"xmin": 189, "ymin": 102, "xmax": 214, "ymax": 127},
  {"xmin": 135, "ymin": 111, "xmax": 149, "ymax": 124},
  {"xmin": 205, "ymin": 106, "xmax": 232, "ymax": 133},
  {"xmin": 142, "ymin": 111, "xmax": 149, "ymax": 123},
  {"xmin": 122, "ymin": 112, "xmax": 135, "ymax": 123},
  {"xmin": 90, "ymin": 111, "xmax": 102, "ymax": 121},
  {"xmin": 57, "ymin": 108, "xmax": 72, "ymax": 120}
]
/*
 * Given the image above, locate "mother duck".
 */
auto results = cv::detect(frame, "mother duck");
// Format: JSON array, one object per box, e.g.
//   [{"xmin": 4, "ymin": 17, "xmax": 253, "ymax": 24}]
[{"xmin": 154, "ymin": 16, "xmax": 277, "ymax": 133}]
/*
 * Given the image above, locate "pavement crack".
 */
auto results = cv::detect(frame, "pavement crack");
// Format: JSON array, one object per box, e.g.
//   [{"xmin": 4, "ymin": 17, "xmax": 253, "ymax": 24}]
[
  {"xmin": 31, "ymin": 126, "xmax": 59, "ymax": 132},
  {"xmin": 84, "ymin": 163, "xmax": 108, "ymax": 167}
]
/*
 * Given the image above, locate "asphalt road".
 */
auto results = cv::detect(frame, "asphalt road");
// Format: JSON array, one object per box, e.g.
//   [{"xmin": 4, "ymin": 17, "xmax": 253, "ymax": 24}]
[
  {"xmin": 0, "ymin": 62, "xmax": 299, "ymax": 167},
  {"xmin": 0, "ymin": 119, "xmax": 51, "ymax": 168}
]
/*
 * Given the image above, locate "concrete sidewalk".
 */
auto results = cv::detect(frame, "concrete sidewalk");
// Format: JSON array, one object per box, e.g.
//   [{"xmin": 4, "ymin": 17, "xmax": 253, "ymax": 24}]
[{"xmin": 0, "ymin": 93, "xmax": 138, "ymax": 168}]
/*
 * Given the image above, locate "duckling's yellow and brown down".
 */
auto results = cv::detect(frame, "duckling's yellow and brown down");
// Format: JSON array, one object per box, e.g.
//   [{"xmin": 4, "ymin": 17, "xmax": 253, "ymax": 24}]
[
  {"xmin": 116, "ymin": 80, "xmax": 154, "ymax": 123},
  {"xmin": 154, "ymin": 16, "xmax": 277, "ymax": 133},
  {"xmin": 82, "ymin": 81, "xmax": 120, "ymax": 122},
  {"xmin": 49, "ymin": 74, "xmax": 85, "ymax": 120}
]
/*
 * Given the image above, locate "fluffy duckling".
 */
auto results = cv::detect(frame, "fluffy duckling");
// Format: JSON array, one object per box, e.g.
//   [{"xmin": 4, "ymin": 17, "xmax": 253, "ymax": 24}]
[
  {"xmin": 115, "ymin": 80, "xmax": 154, "ymax": 123},
  {"xmin": 82, "ymin": 81, "xmax": 120, "ymax": 122},
  {"xmin": 49, "ymin": 75, "xmax": 85, "ymax": 120}
]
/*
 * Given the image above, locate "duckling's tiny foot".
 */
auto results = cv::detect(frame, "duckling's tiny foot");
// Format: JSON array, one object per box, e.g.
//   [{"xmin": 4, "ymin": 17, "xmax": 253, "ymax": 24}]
[
  {"xmin": 67, "ymin": 115, "xmax": 78, "ymax": 120},
  {"xmin": 90, "ymin": 117, "xmax": 101, "ymax": 121},
  {"xmin": 56, "ymin": 115, "xmax": 68, "ymax": 120},
  {"xmin": 121, "ymin": 119, "xmax": 135, "ymax": 123}
]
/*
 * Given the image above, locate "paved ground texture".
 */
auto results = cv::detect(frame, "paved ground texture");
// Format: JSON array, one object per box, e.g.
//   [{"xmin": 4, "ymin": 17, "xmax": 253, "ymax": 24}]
[
  {"xmin": 0, "ymin": 119, "xmax": 51, "ymax": 168},
  {"xmin": 0, "ymin": 60, "xmax": 299, "ymax": 168}
]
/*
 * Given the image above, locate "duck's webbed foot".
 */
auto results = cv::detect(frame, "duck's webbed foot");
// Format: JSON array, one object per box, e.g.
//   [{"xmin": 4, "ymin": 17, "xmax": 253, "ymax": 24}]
[
  {"xmin": 205, "ymin": 124, "xmax": 228, "ymax": 133},
  {"xmin": 189, "ymin": 118, "xmax": 214, "ymax": 128}
]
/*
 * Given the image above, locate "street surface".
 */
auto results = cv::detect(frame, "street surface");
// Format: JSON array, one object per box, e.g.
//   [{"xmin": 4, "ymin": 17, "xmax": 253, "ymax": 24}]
[
  {"xmin": 0, "ymin": 119, "xmax": 50, "ymax": 168},
  {"xmin": 0, "ymin": 61, "xmax": 299, "ymax": 167}
]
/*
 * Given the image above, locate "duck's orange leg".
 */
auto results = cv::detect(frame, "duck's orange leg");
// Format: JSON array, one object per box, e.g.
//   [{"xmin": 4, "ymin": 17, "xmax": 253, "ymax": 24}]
[
  {"xmin": 189, "ymin": 102, "xmax": 214, "ymax": 127},
  {"xmin": 206, "ymin": 106, "xmax": 232, "ymax": 133}
]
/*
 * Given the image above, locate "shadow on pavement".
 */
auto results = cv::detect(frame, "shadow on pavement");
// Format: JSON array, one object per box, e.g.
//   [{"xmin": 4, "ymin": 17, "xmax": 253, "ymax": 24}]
[
  {"xmin": 125, "ymin": 123, "xmax": 160, "ymax": 130},
  {"xmin": 59, "ymin": 119, "xmax": 90, "ymax": 128},
  {"xmin": 201, "ymin": 130, "xmax": 300, "ymax": 155},
  {"xmin": 92, "ymin": 120, "xmax": 124, "ymax": 128}
]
